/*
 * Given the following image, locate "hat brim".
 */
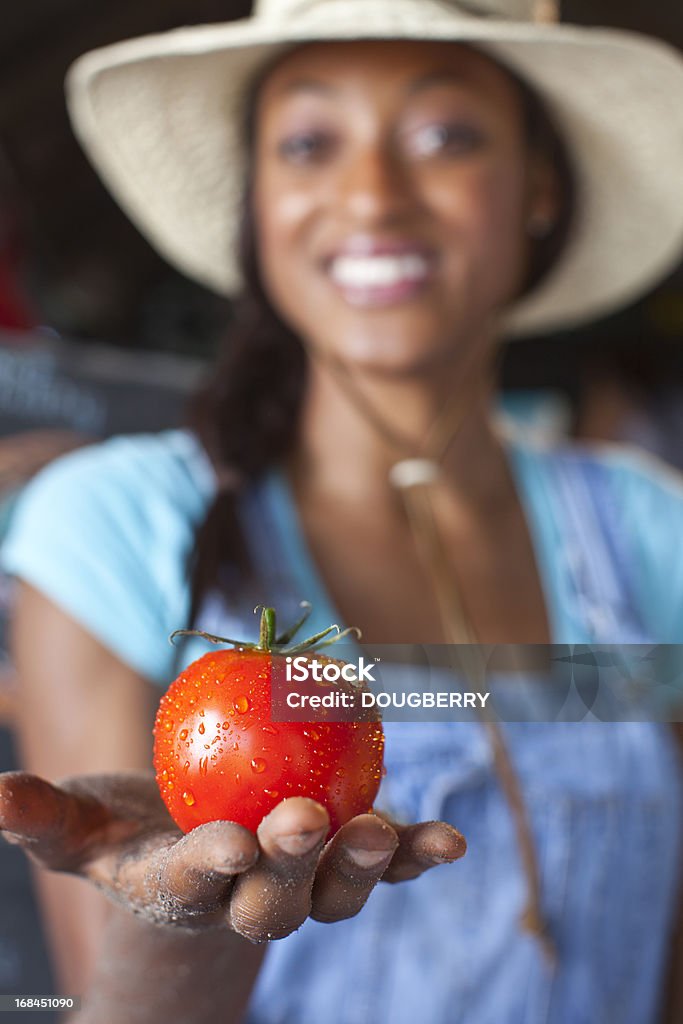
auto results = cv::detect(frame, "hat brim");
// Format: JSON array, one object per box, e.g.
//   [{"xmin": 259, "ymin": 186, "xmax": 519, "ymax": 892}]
[{"xmin": 66, "ymin": 8, "xmax": 683, "ymax": 335}]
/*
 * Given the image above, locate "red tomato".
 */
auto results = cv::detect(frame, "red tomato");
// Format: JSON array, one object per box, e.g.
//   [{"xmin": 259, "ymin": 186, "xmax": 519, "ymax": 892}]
[{"xmin": 154, "ymin": 635, "xmax": 384, "ymax": 837}]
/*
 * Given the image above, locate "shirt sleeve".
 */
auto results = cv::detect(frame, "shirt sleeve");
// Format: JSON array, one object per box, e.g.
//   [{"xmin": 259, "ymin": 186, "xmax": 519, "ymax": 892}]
[{"xmin": 0, "ymin": 430, "xmax": 215, "ymax": 685}]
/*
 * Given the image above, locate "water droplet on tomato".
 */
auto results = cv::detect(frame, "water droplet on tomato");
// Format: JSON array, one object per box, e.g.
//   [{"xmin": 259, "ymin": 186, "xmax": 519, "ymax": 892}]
[
  {"xmin": 179, "ymin": 729, "xmax": 189, "ymax": 741},
  {"xmin": 182, "ymin": 790, "xmax": 196, "ymax": 806},
  {"xmin": 198, "ymin": 722, "xmax": 206, "ymax": 735},
  {"xmin": 161, "ymin": 769, "xmax": 169, "ymax": 781},
  {"xmin": 199, "ymin": 709, "xmax": 205, "ymax": 717},
  {"xmin": 264, "ymin": 788, "xmax": 279, "ymax": 799},
  {"xmin": 199, "ymin": 757, "xmax": 208, "ymax": 777},
  {"xmin": 283, "ymin": 754, "xmax": 292, "ymax": 763},
  {"xmin": 235, "ymin": 772, "xmax": 241, "ymax": 784},
  {"xmin": 183, "ymin": 761, "xmax": 190, "ymax": 773},
  {"xmin": 251, "ymin": 757, "xmax": 267, "ymax": 774},
  {"xmin": 222, "ymin": 721, "xmax": 230, "ymax": 729},
  {"xmin": 234, "ymin": 695, "xmax": 250, "ymax": 714},
  {"xmin": 335, "ymin": 767, "xmax": 345, "ymax": 778},
  {"xmin": 163, "ymin": 719, "xmax": 174, "ymax": 731},
  {"xmin": 262, "ymin": 724, "xmax": 278, "ymax": 736},
  {"xmin": 359, "ymin": 783, "xmax": 369, "ymax": 796}
]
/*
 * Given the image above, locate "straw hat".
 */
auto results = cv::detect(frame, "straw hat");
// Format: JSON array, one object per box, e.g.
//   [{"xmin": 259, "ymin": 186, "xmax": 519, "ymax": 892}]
[{"xmin": 66, "ymin": 0, "xmax": 683, "ymax": 335}]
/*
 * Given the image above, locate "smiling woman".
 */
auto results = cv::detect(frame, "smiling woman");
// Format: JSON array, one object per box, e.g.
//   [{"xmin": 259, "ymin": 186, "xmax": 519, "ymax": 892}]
[
  {"xmin": 251, "ymin": 42, "xmax": 559, "ymax": 373},
  {"xmin": 0, "ymin": 2, "xmax": 682, "ymax": 1024}
]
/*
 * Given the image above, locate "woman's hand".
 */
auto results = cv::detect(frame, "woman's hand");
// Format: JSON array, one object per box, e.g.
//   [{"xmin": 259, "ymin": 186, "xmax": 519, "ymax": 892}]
[{"xmin": 0, "ymin": 770, "xmax": 466, "ymax": 942}]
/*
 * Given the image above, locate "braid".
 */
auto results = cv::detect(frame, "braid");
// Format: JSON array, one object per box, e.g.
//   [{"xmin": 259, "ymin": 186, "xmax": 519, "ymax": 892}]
[{"xmin": 186, "ymin": 110, "xmax": 308, "ymax": 621}]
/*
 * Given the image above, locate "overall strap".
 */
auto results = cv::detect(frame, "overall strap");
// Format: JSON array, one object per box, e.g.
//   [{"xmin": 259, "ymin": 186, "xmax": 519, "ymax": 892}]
[
  {"xmin": 175, "ymin": 473, "xmax": 300, "ymax": 675},
  {"xmin": 543, "ymin": 448, "xmax": 653, "ymax": 644},
  {"xmin": 233, "ymin": 472, "xmax": 311, "ymax": 627}
]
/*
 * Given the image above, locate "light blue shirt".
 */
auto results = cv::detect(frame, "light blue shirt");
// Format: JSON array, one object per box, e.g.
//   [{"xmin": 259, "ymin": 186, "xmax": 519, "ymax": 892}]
[{"xmin": 2, "ymin": 428, "xmax": 682, "ymax": 1024}]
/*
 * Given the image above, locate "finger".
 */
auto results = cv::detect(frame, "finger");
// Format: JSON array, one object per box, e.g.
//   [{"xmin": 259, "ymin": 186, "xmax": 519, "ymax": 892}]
[
  {"xmin": 0, "ymin": 772, "xmax": 109, "ymax": 870},
  {"xmin": 310, "ymin": 813, "xmax": 398, "ymax": 923},
  {"xmin": 86, "ymin": 820, "xmax": 258, "ymax": 920},
  {"xmin": 229, "ymin": 797, "xmax": 329, "ymax": 942},
  {"xmin": 144, "ymin": 821, "xmax": 260, "ymax": 917},
  {"xmin": 379, "ymin": 820, "xmax": 466, "ymax": 883}
]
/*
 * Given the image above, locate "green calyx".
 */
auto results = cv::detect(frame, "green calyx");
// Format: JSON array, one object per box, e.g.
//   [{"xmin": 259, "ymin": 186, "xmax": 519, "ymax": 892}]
[{"xmin": 169, "ymin": 602, "xmax": 361, "ymax": 654}]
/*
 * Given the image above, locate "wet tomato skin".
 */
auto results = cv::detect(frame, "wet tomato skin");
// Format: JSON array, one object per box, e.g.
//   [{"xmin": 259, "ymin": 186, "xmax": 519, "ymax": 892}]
[{"xmin": 153, "ymin": 648, "xmax": 385, "ymax": 836}]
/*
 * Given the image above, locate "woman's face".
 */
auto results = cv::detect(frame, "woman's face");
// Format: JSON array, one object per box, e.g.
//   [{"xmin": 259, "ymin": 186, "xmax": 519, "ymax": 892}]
[{"xmin": 252, "ymin": 40, "xmax": 557, "ymax": 375}]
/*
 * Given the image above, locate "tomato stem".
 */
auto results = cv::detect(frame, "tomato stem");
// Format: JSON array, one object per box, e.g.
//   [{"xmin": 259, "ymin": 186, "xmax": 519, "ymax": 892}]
[
  {"xmin": 257, "ymin": 606, "xmax": 277, "ymax": 650},
  {"xmin": 275, "ymin": 601, "xmax": 312, "ymax": 645},
  {"xmin": 169, "ymin": 603, "xmax": 362, "ymax": 654}
]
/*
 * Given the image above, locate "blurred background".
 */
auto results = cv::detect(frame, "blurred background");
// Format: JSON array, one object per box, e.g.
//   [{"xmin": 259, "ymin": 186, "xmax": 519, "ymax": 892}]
[{"xmin": 0, "ymin": 1, "xmax": 681, "ymax": 1014}]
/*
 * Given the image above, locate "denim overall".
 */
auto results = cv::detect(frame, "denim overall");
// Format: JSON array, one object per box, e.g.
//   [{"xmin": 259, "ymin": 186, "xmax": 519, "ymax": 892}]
[{"xmin": 198, "ymin": 441, "xmax": 683, "ymax": 1024}]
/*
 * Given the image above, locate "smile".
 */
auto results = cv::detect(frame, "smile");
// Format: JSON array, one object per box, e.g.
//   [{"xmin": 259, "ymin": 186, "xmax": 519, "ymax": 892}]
[{"xmin": 327, "ymin": 253, "xmax": 433, "ymax": 307}]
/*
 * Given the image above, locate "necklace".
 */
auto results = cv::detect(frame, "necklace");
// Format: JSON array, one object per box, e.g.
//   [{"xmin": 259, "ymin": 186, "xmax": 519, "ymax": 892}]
[{"xmin": 305, "ymin": 339, "xmax": 557, "ymax": 964}]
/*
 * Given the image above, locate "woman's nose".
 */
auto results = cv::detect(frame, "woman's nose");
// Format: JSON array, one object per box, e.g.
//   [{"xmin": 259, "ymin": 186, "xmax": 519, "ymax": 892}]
[{"xmin": 336, "ymin": 145, "xmax": 414, "ymax": 224}]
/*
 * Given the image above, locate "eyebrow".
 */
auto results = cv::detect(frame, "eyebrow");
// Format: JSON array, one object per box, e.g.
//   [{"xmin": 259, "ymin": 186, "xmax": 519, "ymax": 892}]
[
  {"xmin": 277, "ymin": 78, "xmax": 337, "ymax": 97},
  {"xmin": 406, "ymin": 70, "xmax": 469, "ymax": 95}
]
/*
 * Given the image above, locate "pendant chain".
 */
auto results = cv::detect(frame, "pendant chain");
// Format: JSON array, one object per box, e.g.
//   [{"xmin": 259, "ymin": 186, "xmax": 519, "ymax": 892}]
[{"xmin": 303, "ymin": 337, "xmax": 556, "ymax": 963}]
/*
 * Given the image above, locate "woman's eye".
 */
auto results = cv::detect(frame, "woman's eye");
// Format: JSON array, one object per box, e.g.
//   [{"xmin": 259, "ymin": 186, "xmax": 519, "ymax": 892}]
[
  {"xmin": 277, "ymin": 131, "xmax": 334, "ymax": 164},
  {"xmin": 408, "ymin": 122, "xmax": 485, "ymax": 158}
]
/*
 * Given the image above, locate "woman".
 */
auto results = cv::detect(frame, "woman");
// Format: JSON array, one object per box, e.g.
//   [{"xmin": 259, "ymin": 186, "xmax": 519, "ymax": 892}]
[{"xmin": 1, "ymin": 2, "xmax": 682, "ymax": 1022}]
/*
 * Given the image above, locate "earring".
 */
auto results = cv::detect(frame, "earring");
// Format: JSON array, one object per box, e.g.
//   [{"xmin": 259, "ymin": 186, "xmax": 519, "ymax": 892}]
[{"xmin": 527, "ymin": 213, "xmax": 556, "ymax": 240}]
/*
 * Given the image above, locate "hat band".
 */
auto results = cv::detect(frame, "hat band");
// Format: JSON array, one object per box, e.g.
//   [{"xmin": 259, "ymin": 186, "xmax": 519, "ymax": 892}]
[{"xmin": 257, "ymin": 0, "xmax": 556, "ymax": 25}]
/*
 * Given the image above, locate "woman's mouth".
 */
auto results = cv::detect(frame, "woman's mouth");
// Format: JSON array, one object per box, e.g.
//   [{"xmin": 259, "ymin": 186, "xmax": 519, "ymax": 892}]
[{"xmin": 326, "ymin": 251, "xmax": 433, "ymax": 307}]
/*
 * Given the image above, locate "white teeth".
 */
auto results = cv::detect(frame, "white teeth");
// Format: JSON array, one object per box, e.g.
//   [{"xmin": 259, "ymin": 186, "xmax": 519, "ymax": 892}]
[{"xmin": 329, "ymin": 254, "xmax": 429, "ymax": 289}]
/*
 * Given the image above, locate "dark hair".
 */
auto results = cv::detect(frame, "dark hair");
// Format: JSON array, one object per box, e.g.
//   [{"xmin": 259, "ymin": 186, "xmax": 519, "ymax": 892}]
[
  {"xmin": 515, "ymin": 71, "xmax": 576, "ymax": 296},
  {"xmin": 186, "ymin": 49, "xmax": 576, "ymax": 624}
]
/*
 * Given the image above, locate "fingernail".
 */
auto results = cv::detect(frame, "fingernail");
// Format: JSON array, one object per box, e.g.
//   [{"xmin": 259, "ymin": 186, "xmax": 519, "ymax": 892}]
[
  {"xmin": 347, "ymin": 847, "xmax": 394, "ymax": 869},
  {"xmin": 427, "ymin": 844, "xmax": 466, "ymax": 864},
  {"xmin": 276, "ymin": 827, "xmax": 327, "ymax": 856}
]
